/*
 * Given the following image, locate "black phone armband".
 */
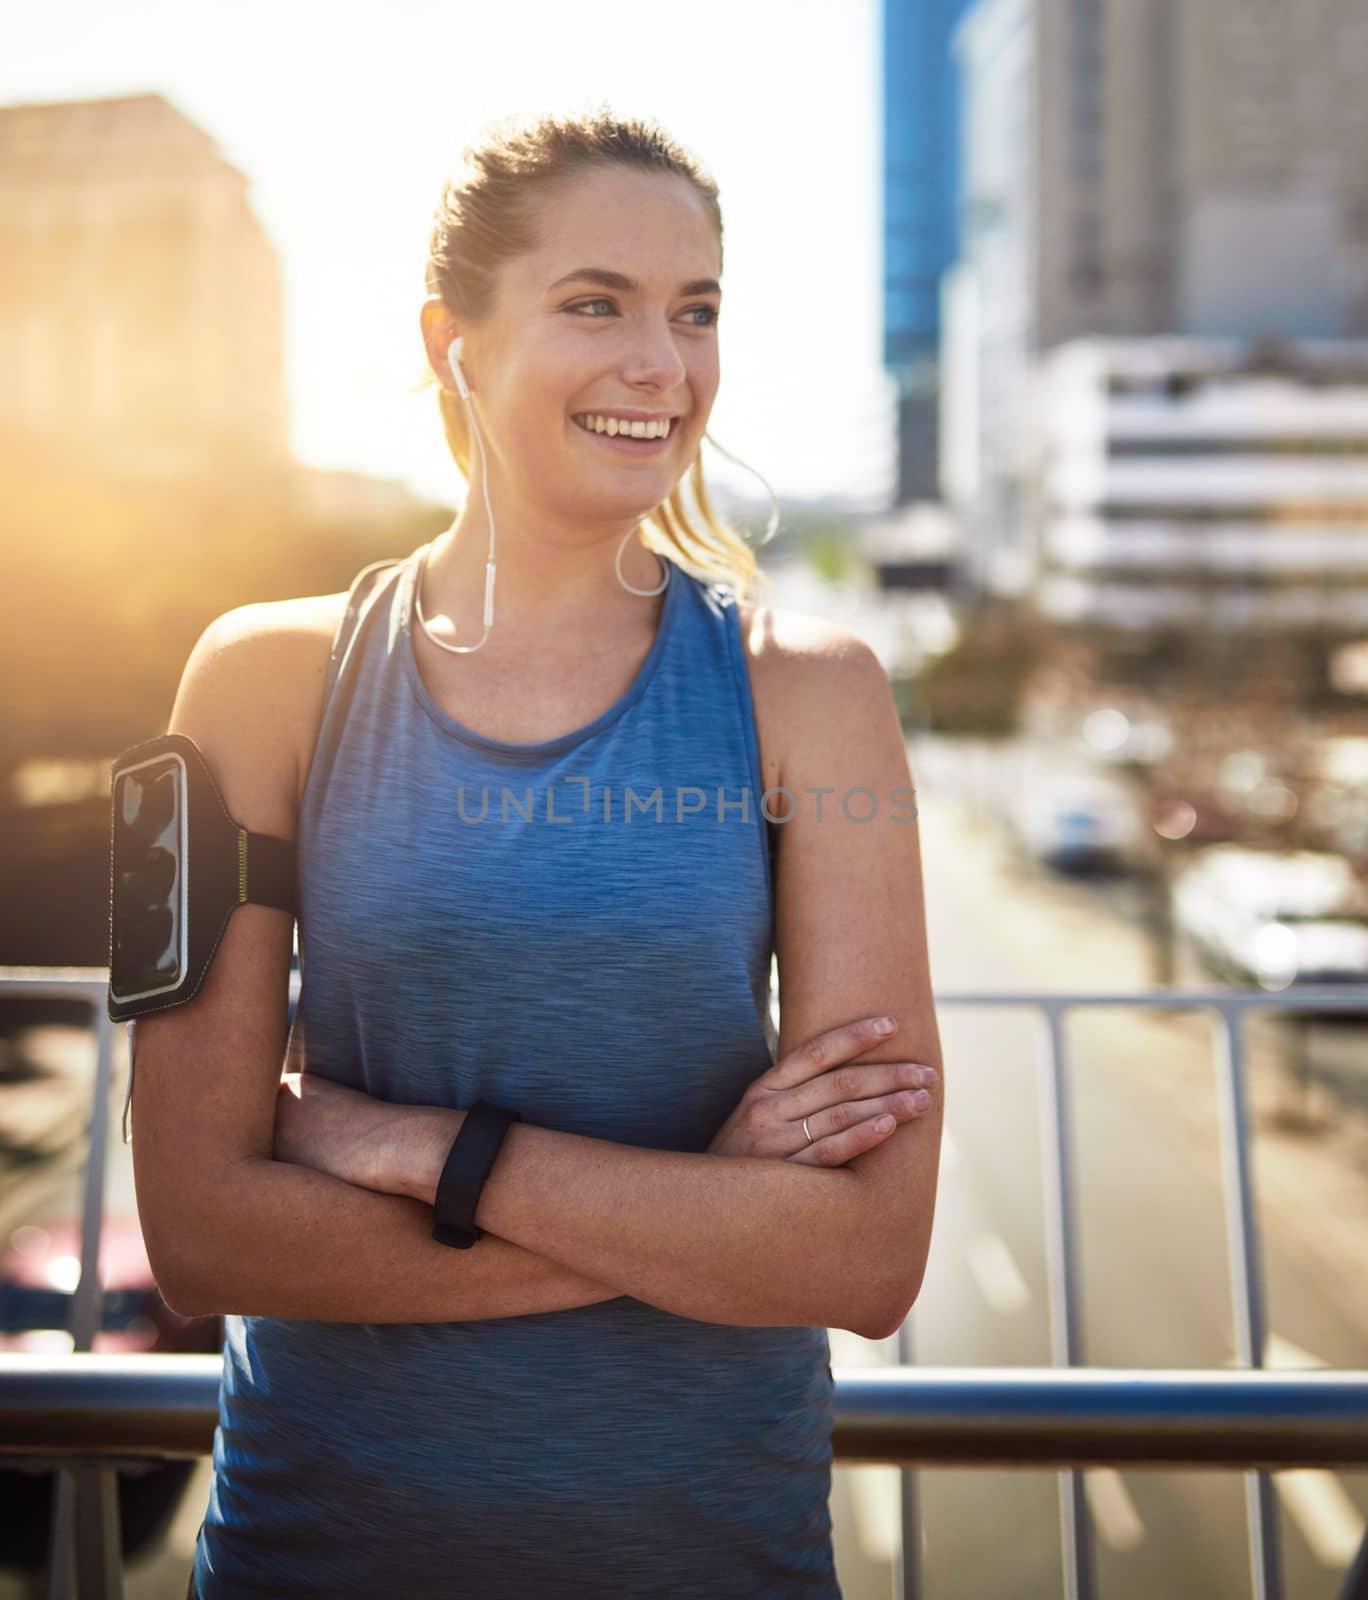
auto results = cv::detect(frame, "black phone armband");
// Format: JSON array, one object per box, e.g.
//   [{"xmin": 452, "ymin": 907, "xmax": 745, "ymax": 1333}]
[{"xmin": 107, "ymin": 731, "xmax": 297, "ymax": 1022}]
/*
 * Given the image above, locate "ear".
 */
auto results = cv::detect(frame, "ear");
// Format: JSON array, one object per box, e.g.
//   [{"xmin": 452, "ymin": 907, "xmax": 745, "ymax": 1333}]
[{"xmin": 420, "ymin": 298, "xmax": 467, "ymax": 392}]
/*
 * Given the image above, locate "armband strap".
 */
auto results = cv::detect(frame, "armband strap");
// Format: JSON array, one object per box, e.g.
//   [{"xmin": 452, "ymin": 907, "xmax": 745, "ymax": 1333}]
[{"xmin": 240, "ymin": 830, "xmax": 297, "ymax": 915}]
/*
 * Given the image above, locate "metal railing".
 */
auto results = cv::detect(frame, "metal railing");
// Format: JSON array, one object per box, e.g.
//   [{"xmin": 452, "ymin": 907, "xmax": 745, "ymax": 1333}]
[
  {"xmin": 907, "ymin": 982, "xmax": 1368, "ymax": 1600},
  {"xmin": 1, "ymin": 968, "xmax": 1366, "ymax": 1600},
  {"xmin": 3, "ymin": 1353, "xmax": 1368, "ymax": 1600}
]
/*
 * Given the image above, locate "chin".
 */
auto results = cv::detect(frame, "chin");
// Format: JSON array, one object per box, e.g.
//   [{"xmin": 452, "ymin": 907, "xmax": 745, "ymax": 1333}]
[{"xmin": 572, "ymin": 474, "xmax": 679, "ymax": 519}]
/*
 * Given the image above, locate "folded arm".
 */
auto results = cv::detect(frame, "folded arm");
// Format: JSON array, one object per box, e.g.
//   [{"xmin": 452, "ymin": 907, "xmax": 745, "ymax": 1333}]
[{"xmin": 191, "ymin": 1172, "xmax": 625, "ymax": 1324}]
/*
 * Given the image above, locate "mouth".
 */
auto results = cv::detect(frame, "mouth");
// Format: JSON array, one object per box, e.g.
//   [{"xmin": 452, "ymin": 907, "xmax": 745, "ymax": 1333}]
[{"xmin": 570, "ymin": 412, "xmax": 679, "ymax": 452}]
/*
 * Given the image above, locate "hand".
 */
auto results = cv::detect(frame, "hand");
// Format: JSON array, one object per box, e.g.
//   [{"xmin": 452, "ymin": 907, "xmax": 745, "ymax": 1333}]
[
  {"xmin": 273, "ymin": 1073, "xmax": 454, "ymax": 1194},
  {"xmin": 707, "ymin": 1015, "xmax": 939, "ymax": 1166}
]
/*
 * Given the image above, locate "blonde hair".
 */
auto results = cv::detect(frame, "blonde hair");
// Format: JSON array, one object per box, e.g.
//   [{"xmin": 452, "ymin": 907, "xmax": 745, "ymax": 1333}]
[{"xmin": 417, "ymin": 105, "xmax": 773, "ymax": 603}]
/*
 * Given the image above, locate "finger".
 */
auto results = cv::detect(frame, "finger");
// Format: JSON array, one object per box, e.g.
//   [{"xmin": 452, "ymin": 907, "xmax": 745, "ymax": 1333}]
[
  {"xmin": 784, "ymin": 1061, "xmax": 937, "ymax": 1121},
  {"xmin": 801, "ymin": 1089, "xmax": 932, "ymax": 1147},
  {"xmin": 764, "ymin": 1016, "xmax": 898, "ymax": 1092},
  {"xmin": 787, "ymin": 1111, "xmax": 900, "ymax": 1167}
]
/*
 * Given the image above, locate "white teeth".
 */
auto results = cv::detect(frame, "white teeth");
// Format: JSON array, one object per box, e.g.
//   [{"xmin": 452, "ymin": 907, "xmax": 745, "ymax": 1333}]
[{"xmin": 575, "ymin": 413, "xmax": 673, "ymax": 439}]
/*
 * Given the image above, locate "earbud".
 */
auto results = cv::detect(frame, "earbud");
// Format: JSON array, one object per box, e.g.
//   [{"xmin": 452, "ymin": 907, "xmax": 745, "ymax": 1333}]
[{"xmin": 446, "ymin": 335, "xmax": 470, "ymax": 400}]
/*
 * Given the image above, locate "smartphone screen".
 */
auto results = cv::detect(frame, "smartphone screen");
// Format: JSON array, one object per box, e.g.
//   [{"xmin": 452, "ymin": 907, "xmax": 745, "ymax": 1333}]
[{"xmin": 110, "ymin": 752, "xmax": 187, "ymax": 1005}]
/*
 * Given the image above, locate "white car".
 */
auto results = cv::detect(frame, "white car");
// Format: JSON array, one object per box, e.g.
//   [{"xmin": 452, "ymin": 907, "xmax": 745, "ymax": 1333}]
[
  {"xmin": 1007, "ymin": 771, "xmax": 1147, "ymax": 875},
  {"xmin": 1171, "ymin": 845, "xmax": 1368, "ymax": 997}
]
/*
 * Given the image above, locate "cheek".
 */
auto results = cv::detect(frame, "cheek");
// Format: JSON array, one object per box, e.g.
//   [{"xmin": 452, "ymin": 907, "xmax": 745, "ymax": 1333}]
[
  {"xmin": 483, "ymin": 342, "xmax": 573, "ymax": 434},
  {"xmin": 690, "ymin": 347, "xmax": 721, "ymax": 406},
  {"xmin": 494, "ymin": 391, "xmax": 568, "ymax": 462}
]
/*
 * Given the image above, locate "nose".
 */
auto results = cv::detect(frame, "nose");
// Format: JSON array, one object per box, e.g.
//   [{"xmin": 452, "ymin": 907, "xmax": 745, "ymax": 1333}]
[{"xmin": 621, "ymin": 315, "xmax": 688, "ymax": 391}]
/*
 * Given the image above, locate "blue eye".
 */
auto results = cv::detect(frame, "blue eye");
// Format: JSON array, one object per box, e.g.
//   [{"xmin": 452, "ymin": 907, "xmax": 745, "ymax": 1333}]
[{"xmin": 564, "ymin": 298, "xmax": 719, "ymax": 326}]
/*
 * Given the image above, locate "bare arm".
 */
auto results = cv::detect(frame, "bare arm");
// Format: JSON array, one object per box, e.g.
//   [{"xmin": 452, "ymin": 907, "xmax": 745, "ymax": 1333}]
[
  {"xmin": 133, "ymin": 603, "xmax": 621, "ymax": 1324},
  {"xmin": 759, "ymin": 614, "xmax": 944, "ymax": 1327},
  {"xmin": 152, "ymin": 1128, "xmax": 622, "ymax": 1324}
]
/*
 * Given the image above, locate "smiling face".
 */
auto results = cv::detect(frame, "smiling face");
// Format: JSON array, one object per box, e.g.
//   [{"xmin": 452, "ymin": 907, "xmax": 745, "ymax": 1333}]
[{"xmin": 425, "ymin": 164, "xmax": 722, "ymax": 527}]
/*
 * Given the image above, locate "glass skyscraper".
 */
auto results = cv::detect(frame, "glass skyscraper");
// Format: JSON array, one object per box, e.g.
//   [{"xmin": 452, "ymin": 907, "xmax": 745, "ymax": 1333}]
[{"xmin": 882, "ymin": 0, "xmax": 977, "ymax": 500}]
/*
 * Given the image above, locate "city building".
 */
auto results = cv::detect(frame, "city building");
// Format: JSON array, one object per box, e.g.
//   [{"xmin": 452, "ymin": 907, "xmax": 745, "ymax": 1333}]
[
  {"xmin": 1033, "ymin": 338, "xmax": 1368, "ymax": 632},
  {"xmin": 939, "ymin": 0, "xmax": 1035, "ymax": 590},
  {"xmin": 942, "ymin": 0, "xmax": 1368, "ymax": 596},
  {"xmin": 0, "ymin": 92, "xmax": 289, "ymax": 477},
  {"xmin": 0, "ymin": 90, "xmax": 438, "ymax": 538},
  {"xmin": 882, "ymin": 0, "xmax": 977, "ymax": 502}
]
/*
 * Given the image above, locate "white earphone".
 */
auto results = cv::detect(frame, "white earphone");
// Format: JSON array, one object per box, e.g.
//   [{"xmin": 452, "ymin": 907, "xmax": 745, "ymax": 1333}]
[
  {"xmin": 414, "ymin": 334, "xmax": 494, "ymax": 652},
  {"xmin": 420, "ymin": 330, "xmax": 677, "ymax": 654},
  {"xmin": 447, "ymin": 335, "xmax": 471, "ymax": 401}
]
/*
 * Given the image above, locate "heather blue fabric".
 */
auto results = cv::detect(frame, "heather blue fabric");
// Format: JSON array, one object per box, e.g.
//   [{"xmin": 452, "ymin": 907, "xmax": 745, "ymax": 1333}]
[{"xmin": 191, "ymin": 541, "xmax": 840, "ymax": 1598}]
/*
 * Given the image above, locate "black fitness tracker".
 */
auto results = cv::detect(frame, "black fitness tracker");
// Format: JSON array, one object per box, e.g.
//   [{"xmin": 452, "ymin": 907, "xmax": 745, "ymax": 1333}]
[
  {"xmin": 431, "ymin": 1100, "xmax": 522, "ymax": 1249},
  {"xmin": 108, "ymin": 732, "xmax": 297, "ymax": 1022}
]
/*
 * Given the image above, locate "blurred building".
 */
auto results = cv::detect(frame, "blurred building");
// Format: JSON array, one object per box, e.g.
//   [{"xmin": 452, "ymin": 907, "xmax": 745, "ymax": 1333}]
[
  {"xmin": 0, "ymin": 90, "xmax": 439, "ymax": 540},
  {"xmin": 942, "ymin": 0, "xmax": 1368, "ymax": 596},
  {"xmin": 939, "ymin": 0, "xmax": 1035, "ymax": 589},
  {"xmin": 882, "ymin": 0, "xmax": 977, "ymax": 503},
  {"xmin": 0, "ymin": 92, "xmax": 288, "ymax": 478},
  {"xmin": 1033, "ymin": 338, "xmax": 1368, "ymax": 632},
  {"xmin": 860, "ymin": 502, "xmax": 959, "ymax": 594}
]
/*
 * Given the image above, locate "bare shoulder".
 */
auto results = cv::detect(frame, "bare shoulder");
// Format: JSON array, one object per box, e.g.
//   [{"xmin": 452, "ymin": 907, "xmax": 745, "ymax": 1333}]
[
  {"xmin": 735, "ymin": 597, "xmax": 882, "ymax": 671},
  {"xmin": 168, "ymin": 590, "xmax": 351, "ymax": 833},
  {"xmin": 734, "ymin": 596, "xmax": 892, "ymax": 789}
]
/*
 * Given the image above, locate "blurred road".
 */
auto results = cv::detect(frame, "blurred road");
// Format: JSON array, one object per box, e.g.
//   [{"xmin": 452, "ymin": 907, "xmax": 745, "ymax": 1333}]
[{"xmin": 830, "ymin": 773, "xmax": 1368, "ymax": 1600}]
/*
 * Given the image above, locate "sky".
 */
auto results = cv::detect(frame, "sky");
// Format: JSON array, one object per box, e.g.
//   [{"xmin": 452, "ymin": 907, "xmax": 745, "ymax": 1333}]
[{"xmin": 4, "ymin": 0, "xmax": 897, "ymax": 512}]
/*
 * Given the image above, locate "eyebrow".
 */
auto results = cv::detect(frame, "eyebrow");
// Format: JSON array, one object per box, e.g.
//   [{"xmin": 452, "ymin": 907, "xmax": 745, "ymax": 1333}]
[{"xmin": 547, "ymin": 267, "xmax": 722, "ymax": 297}]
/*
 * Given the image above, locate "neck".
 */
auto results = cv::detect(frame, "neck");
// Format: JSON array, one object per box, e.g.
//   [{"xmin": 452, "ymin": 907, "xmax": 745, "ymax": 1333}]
[{"xmin": 422, "ymin": 497, "xmax": 668, "ymax": 636}]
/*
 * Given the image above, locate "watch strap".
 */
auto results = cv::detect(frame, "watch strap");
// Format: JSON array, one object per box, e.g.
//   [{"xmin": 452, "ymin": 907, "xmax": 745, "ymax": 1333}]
[{"xmin": 431, "ymin": 1100, "xmax": 520, "ymax": 1249}]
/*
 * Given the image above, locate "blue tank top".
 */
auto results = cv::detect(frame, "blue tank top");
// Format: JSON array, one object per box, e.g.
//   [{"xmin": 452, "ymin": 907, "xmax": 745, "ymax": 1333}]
[{"xmin": 192, "ymin": 540, "xmax": 841, "ymax": 1598}]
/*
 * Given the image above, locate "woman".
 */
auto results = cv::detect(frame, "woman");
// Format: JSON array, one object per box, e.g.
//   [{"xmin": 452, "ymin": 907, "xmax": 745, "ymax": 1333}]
[{"xmin": 132, "ymin": 108, "xmax": 944, "ymax": 1598}]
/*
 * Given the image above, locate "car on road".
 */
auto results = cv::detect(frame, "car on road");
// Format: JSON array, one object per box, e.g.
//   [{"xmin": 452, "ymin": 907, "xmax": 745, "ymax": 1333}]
[
  {"xmin": 1005, "ymin": 769, "xmax": 1148, "ymax": 877},
  {"xmin": 1170, "ymin": 845, "xmax": 1368, "ymax": 1014}
]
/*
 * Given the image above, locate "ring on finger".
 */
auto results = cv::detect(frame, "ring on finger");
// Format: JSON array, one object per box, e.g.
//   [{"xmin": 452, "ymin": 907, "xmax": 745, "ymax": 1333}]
[{"xmin": 802, "ymin": 1115, "xmax": 814, "ymax": 1145}]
